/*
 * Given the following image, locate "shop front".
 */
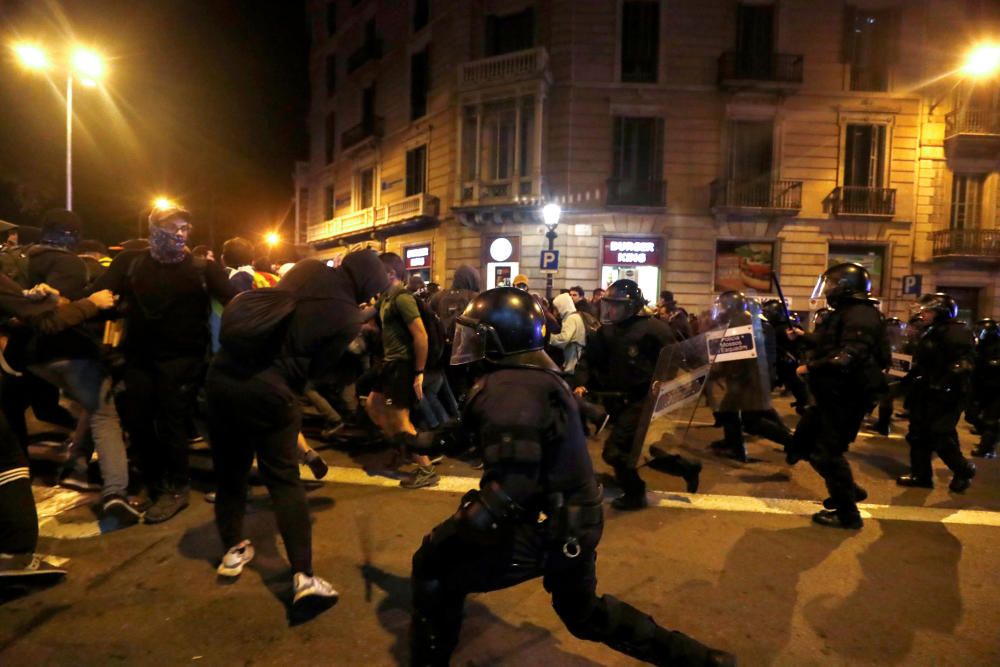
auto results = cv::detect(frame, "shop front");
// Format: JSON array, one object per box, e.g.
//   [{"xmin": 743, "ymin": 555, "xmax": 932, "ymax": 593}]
[
  {"xmin": 403, "ymin": 243, "xmax": 433, "ymax": 283},
  {"xmin": 600, "ymin": 236, "xmax": 663, "ymax": 300}
]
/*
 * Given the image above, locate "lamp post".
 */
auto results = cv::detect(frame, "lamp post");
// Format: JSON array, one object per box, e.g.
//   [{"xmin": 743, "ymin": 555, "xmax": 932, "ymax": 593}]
[
  {"xmin": 928, "ymin": 41, "xmax": 1000, "ymax": 114},
  {"xmin": 12, "ymin": 43, "xmax": 107, "ymax": 211},
  {"xmin": 542, "ymin": 203, "xmax": 561, "ymax": 301}
]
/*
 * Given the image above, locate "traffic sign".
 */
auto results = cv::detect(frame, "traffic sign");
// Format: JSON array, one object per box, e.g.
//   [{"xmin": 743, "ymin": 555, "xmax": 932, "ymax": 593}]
[
  {"xmin": 540, "ymin": 249, "xmax": 559, "ymax": 273},
  {"xmin": 902, "ymin": 274, "xmax": 922, "ymax": 296}
]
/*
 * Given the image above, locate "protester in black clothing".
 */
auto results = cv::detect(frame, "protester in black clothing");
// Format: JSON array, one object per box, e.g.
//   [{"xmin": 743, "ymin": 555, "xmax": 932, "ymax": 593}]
[
  {"xmin": 410, "ymin": 287, "xmax": 734, "ymax": 666},
  {"xmin": 207, "ymin": 250, "xmax": 387, "ymax": 610},
  {"xmin": 92, "ymin": 206, "xmax": 237, "ymax": 523},
  {"xmin": 585, "ymin": 280, "xmax": 700, "ymax": 510},
  {"xmin": 793, "ymin": 263, "xmax": 887, "ymax": 530},
  {"xmin": 971, "ymin": 319, "xmax": 1000, "ymax": 459},
  {"xmin": 897, "ymin": 293, "xmax": 977, "ymax": 492},
  {"xmin": 656, "ymin": 290, "xmax": 692, "ymax": 340}
]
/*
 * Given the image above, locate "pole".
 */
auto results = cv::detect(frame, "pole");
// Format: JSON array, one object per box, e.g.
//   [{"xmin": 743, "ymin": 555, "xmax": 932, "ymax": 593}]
[
  {"xmin": 545, "ymin": 227, "xmax": 557, "ymax": 301},
  {"xmin": 66, "ymin": 75, "xmax": 73, "ymax": 210}
]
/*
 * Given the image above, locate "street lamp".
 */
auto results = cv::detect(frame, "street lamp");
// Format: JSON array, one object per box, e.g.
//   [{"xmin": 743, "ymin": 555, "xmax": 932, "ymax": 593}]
[
  {"xmin": 542, "ymin": 203, "xmax": 561, "ymax": 301},
  {"xmin": 265, "ymin": 232, "xmax": 281, "ymax": 248},
  {"xmin": 962, "ymin": 42, "xmax": 1000, "ymax": 78},
  {"xmin": 11, "ymin": 42, "xmax": 108, "ymax": 210},
  {"xmin": 152, "ymin": 196, "xmax": 177, "ymax": 211}
]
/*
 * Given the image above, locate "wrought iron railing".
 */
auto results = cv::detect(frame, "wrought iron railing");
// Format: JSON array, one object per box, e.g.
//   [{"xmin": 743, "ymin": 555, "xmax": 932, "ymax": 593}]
[
  {"xmin": 831, "ymin": 186, "xmax": 896, "ymax": 217},
  {"xmin": 606, "ymin": 178, "xmax": 667, "ymax": 207},
  {"xmin": 341, "ymin": 116, "xmax": 385, "ymax": 150},
  {"xmin": 710, "ymin": 179, "xmax": 802, "ymax": 211},
  {"xmin": 347, "ymin": 38, "xmax": 383, "ymax": 73},
  {"xmin": 718, "ymin": 52, "xmax": 803, "ymax": 85},
  {"xmin": 932, "ymin": 228, "xmax": 1000, "ymax": 258},
  {"xmin": 945, "ymin": 108, "xmax": 1000, "ymax": 137}
]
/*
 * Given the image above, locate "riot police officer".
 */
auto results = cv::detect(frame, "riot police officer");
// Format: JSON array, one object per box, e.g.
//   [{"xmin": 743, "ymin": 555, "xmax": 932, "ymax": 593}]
[
  {"xmin": 761, "ymin": 299, "xmax": 811, "ymax": 414},
  {"xmin": 897, "ymin": 293, "xmax": 977, "ymax": 491},
  {"xmin": 794, "ymin": 263, "xmax": 888, "ymax": 529},
  {"xmin": 971, "ymin": 319, "xmax": 1000, "ymax": 459},
  {"xmin": 585, "ymin": 280, "xmax": 701, "ymax": 509},
  {"xmin": 409, "ymin": 287, "xmax": 735, "ymax": 666}
]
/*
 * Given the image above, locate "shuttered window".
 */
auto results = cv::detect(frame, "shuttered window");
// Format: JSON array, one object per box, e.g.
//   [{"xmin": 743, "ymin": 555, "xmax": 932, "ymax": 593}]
[{"xmin": 621, "ymin": 1, "xmax": 659, "ymax": 83}]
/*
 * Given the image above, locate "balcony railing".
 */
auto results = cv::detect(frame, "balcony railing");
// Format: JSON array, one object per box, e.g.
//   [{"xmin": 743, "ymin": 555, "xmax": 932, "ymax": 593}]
[
  {"xmin": 341, "ymin": 116, "xmax": 384, "ymax": 151},
  {"xmin": 307, "ymin": 194, "xmax": 440, "ymax": 243},
  {"xmin": 831, "ymin": 186, "xmax": 896, "ymax": 218},
  {"xmin": 459, "ymin": 47, "xmax": 548, "ymax": 89},
  {"xmin": 461, "ymin": 177, "xmax": 534, "ymax": 203},
  {"xmin": 945, "ymin": 109, "xmax": 1000, "ymax": 138},
  {"xmin": 710, "ymin": 179, "xmax": 802, "ymax": 213},
  {"xmin": 347, "ymin": 38, "xmax": 383, "ymax": 73},
  {"xmin": 606, "ymin": 178, "xmax": 667, "ymax": 207},
  {"xmin": 932, "ymin": 228, "xmax": 1000, "ymax": 260},
  {"xmin": 718, "ymin": 52, "xmax": 803, "ymax": 87}
]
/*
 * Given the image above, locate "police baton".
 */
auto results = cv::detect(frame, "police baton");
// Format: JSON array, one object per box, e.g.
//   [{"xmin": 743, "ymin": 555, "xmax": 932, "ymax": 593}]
[{"xmin": 771, "ymin": 271, "xmax": 792, "ymax": 323}]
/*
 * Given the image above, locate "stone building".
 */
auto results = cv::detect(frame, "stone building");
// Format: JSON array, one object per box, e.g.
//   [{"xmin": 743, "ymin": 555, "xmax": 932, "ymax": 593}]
[{"xmin": 298, "ymin": 0, "xmax": 1000, "ymax": 319}]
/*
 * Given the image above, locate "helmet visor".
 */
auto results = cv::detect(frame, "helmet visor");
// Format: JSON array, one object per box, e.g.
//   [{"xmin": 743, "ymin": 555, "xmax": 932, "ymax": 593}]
[
  {"xmin": 810, "ymin": 274, "xmax": 830, "ymax": 302},
  {"xmin": 450, "ymin": 320, "xmax": 486, "ymax": 366},
  {"xmin": 600, "ymin": 299, "xmax": 630, "ymax": 324}
]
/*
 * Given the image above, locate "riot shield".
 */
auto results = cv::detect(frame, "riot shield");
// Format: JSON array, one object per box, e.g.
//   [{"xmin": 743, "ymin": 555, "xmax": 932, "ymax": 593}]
[
  {"xmin": 629, "ymin": 303, "xmax": 772, "ymax": 467},
  {"xmin": 887, "ymin": 322, "xmax": 914, "ymax": 380}
]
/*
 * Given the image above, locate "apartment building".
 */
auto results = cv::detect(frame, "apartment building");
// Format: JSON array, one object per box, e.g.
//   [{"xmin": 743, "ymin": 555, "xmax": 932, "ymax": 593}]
[{"xmin": 298, "ymin": 0, "xmax": 1000, "ymax": 319}]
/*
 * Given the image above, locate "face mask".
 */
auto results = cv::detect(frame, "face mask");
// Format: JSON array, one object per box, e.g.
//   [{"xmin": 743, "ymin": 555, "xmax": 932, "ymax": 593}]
[{"xmin": 149, "ymin": 225, "xmax": 188, "ymax": 264}]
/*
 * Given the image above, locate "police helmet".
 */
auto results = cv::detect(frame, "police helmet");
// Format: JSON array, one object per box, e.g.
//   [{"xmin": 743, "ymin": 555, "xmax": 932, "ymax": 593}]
[
  {"xmin": 711, "ymin": 290, "xmax": 749, "ymax": 324},
  {"xmin": 761, "ymin": 299, "xmax": 789, "ymax": 325},
  {"xmin": 600, "ymin": 279, "xmax": 647, "ymax": 324},
  {"xmin": 811, "ymin": 263, "xmax": 872, "ymax": 308},
  {"xmin": 450, "ymin": 287, "xmax": 558, "ymax": 370},
  {"xmin": 812, "ymin": 307, "xmax": 832, "ymax": 331},
  {"xmin": 977, "ymin": 319, "xmax": 1000, "ymax": 361},
  {"xmin": 973, "ymin": 318, "xmax": 996, "ymax": 342},
  {"xmin": 916, "ymin": 292, "xmax": 958, "ymax": 323}
]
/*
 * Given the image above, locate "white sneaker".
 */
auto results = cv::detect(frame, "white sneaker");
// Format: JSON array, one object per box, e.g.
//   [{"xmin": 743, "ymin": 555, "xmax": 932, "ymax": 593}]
[
  {"xmin": 217, "ymin": 540, "xmax": 254, "ymax": 577},
  {"xmin": 292, "ymin": 572, "xmax": 339, "ymax": 606}
]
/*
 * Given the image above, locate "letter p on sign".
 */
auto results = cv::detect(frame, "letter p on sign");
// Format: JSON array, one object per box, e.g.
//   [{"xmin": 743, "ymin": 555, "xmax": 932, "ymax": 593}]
[
  {"xmin": 902, "ymin": 274, "xmax": 922, "ymax": 296},
  {"xmin": 540, "ymin": 250, "xmax": 559, "ymax": 273}
]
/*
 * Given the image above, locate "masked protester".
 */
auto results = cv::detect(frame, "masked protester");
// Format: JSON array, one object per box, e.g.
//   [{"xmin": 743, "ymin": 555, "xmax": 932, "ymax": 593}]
[{"xmin": 409, "ymin": 287, "xmax": 735, "ymax": 666}]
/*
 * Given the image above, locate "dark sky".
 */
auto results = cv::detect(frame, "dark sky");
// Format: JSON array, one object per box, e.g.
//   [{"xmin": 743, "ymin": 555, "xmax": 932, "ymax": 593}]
[{"xmin": 0, "ymin": 0, "xmax": 310, "ymax": 250}]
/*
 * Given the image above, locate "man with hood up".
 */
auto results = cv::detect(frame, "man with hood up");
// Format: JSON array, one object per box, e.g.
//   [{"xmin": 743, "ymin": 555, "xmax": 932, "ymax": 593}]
[
  {"xmin": 206, "ymin": 249, "xmax": 388, "ymax": 614},
  {"xmin": 549, "ymin": 292, "xmax": 587, "ymax": 380},
  {"xmin": 429, "ymin": 265, "xmax": 481, "ymax": 346}
]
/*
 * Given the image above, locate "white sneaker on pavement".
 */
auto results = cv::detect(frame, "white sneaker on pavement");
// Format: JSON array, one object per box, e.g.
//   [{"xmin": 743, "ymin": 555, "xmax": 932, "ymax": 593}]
[
  {"xmin": 292, "ymin": 572, "xmax": 339, "ymax": 607},
  {"xmin": 217, "ymin": 540, "xmax": 254, "ymax": 577}
]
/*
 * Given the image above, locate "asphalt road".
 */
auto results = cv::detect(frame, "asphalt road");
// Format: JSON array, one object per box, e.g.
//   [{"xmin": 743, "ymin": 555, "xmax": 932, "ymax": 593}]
[{"xmin": 3, "ymin": 396, "xmax": 1000, "ymax": 666}]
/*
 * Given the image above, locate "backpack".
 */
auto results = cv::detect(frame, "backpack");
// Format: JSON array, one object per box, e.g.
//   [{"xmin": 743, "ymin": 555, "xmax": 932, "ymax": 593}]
[
  {"xmin": 0, "ymin": 245, "xmax": 31, "ymax": 288},
  {"xmin": 381, "ymin": 290, "xmax": 447, "ymax": 370},
  {"xmin": 578, "ymin": 310, "xmax": 602, "ymax": 350},
  {"xmin": 218, "ymin": 288, "xmax": 299, "ymax": 362},
  {"xmin": 434, "ymin": 289, "xmax": 474, "ymax": 344}
]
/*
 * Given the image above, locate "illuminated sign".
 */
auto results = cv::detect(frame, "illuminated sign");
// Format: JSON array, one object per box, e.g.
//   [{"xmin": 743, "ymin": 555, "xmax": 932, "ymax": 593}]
[
  {"xmin": 404, "ymin": 244, "xmax": 432, "ymax": 270},
  {"xmin": 602, "ymin": 237, "xmax": 663, "ymax": 266},
  {"xmin": 489, "ymin": 237, "xmax": 513, "ymax": 262}
]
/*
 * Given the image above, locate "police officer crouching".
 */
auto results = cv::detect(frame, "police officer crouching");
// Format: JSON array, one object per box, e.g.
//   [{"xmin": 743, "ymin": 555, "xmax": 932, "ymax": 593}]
[
  {"xmin": 794, "ymin": 263, "xmax": 888, "ymax": 529},
  {"xmin": 409, "ymin": 287, "xmax": 734, "ymax": 666},
  {"xmin": 897, "ymin": 293, "xmax": 977, "ymax": 492}
]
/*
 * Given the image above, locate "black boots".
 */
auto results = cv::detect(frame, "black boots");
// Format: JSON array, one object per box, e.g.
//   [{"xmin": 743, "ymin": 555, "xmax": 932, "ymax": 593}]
[
  {"xmin": 896, "ymin": 474, "xmax": 934, "ymax": 489},
  {"xmin": 812, "ymin": 509, "xmax": 863, "ymax": 530},
  {"xmin": 948, "ymin": 462, "xmax": 976, "ymax": 493}
]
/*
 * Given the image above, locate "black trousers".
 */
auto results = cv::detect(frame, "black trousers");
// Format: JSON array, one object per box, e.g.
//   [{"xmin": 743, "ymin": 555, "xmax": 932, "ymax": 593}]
[
  {"xmin": 906, "ymin": 395, "xmax": 971, "ymax": 480},
  {"xmin": 121, "ymin": 357, "xmax": 205, "ymax": 493},
  {"xmin": 410, "ymin": 516, "xmax": 714, "ymax": 666},
  {"xmin": 206, "ymin": 365, "xmax": 313, "ymax": 575},
  {"xmin": 603, "ymin": 401, "xmax": 646, "ymax": 499},
  {"xmin": 796, "ymin": 398, "xmax": 866, "ymax": 519},
  {"xmin": 0, "ymin": 410, "xmax": 37, "ymax": 555}
]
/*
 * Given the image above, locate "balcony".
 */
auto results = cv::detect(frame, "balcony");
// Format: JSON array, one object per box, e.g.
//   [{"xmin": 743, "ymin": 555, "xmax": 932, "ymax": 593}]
[
  {"xmin": 461, "ymin": 177, "xmax": 535, "ymax": 204},
  {"xmin": 606, "ymin": 178, "xmax": 667, "ymax": 208},
  {"xmin": 459, "ymin": 47, "xmax": 549, "ymax": 90},
  {"xmin": 710, "ymin": 179, "xmax": 802, "ymax": 216},
  {"xmin": 718, "ymin": 52, "xmax": 803, "ymax": 91},
  {"xmin": 307, "ymin": 194, "xmax": 440, "ymax": 244},
  {"xmin": 944, "ymin": 108, "xmax": 1000, "ymax": 162},
  {"xmin": 341, "ymin": 116, "xmax": 384, "ymax": 151},
  {"xmin": 830, "ymin": 186, "xmax": 896, "ymax": 218},
  {"xmin": 932, "ymin": 228, "xmax": 1000, "ymax": 262},
  {"xmin": 347, "ymin": 38, "xmax": 383, "ymax": 73}
]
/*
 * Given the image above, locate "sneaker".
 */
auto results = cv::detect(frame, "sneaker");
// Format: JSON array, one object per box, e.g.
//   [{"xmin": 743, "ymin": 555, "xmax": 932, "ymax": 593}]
[
  {"xmin": 58, "ymin": 467, "xmax": 99, "ymax": 492},
  {"xmin": 0, "ymin": 553, "xmax": 67, "ymax": 579},
  {"xmin": 101, "ymin": 494, "xmax": 142, "ymax": 526},
  {"xmin": 217, "ymin": 540, "xmax": 255, "ymax": 577},
  {"xmin": 400, "ymin": 466, "xmax": 439, "ymax": 489},
  {"xmin": 144, "ymin": 489, "xmax": 190, "ymax": 524},
  {"xmin": 292, "ymin": 572, "xmax": 339, "ymax": 608},
  {"xmin": 204, "ymin": 491, "xmax": 217, "ymax": 504},
  {"xmin": 303, "ymin": 450, "xmax": 329, "ymax": 480}
]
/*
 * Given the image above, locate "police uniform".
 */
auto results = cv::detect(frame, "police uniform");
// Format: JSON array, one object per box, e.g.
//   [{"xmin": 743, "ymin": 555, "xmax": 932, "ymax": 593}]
[
  {"xmin": 410, "ymin": 287, "xmax": 733, "ymax": 666},
  {"xmin": 971, "ymin": 320, "xmax": 1000, "ymax": 459}
]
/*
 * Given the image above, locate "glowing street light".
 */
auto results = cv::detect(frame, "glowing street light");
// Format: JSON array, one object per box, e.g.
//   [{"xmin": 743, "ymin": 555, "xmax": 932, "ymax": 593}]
[
  {"xmin": 265, "ymin": 232, "xmax": 281, "ymax": 247},
  {"xmin": 962, "ymin": 43, "xmax": 1000, "ymax": 78},
  {"xmin": 9, "ymin": 42, "xmax": 108, "ymax": 210},
  {"xmin": 152, "ymin": 196, "xmax": 177, "ymax": 211}
]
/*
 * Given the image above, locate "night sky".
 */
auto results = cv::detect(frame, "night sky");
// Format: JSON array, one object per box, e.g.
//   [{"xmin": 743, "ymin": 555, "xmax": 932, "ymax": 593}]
[{"xmin": 0, "ymin": 0, "xmax": 310, "ymax": 251}]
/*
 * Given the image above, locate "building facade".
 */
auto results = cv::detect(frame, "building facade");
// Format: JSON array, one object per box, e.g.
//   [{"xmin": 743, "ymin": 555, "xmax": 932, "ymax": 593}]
[{"xmin": 299, "ymin": 0, "xmax": 1000, "ymax": 319}]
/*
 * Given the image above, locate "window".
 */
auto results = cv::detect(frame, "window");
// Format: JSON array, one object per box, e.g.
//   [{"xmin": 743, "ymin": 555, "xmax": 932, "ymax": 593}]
[
  {"xmin": 325, "ymin": 55, "xmax": 336, "ymax": 95},
  {"xmin": 410, "ymin": 49, "xmax": 430, "ymax": 121},
  {"xmin": 621, "ymin": 1, "xmax": 659, "ymax": 83},
  {"xmin": 735, "ymin": 3, "xmax": 774, "ymax": 79},
  {"xmin": 611, "ymin": 117, "xmax": 664, "ymax": 204},
  {"xmin": 950, "ymin": 174, "xmax": 985, "ymax": 229},
  {"xmin": 461, "ymin": 96, "xmax": 537, "ymax": 200},
  {"xmin": 844, "ymin": 124, "xmax": 886, "ymax": 188},
  {"xmin": 326, "ymin": 2, "xmax": 337, "ymax": 36},
  {"xmin": 728, "ymin": 121, "xmax": 773, "ymax": 182},
  {"xmin": 413, "ymin": 0, "xmax": 430, "ymax": 31},
  {"xmin": 362, "ymin": 84, "xmax": 376, "ymax": 127},
  {"xmin": 358, "ymin": 168, "xmax": 375, "ymax": 209},
  {"xmin": 324, "ymin": 185, "xmax": 335, "ymax": 221},
  {"xmin": 485, "ymin": 8, "xmax": 533, "ymax": 56},
  {"xmin": 843, "ymin": 7, "xmax": 898, "ymax": 92},
  {"xmin": 406, "ymin": 145, "xmax": 428, "ymax": 197},
  {"xmin": 325, "ymin": 112, "xmax": 336, "ymax": 164}
]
